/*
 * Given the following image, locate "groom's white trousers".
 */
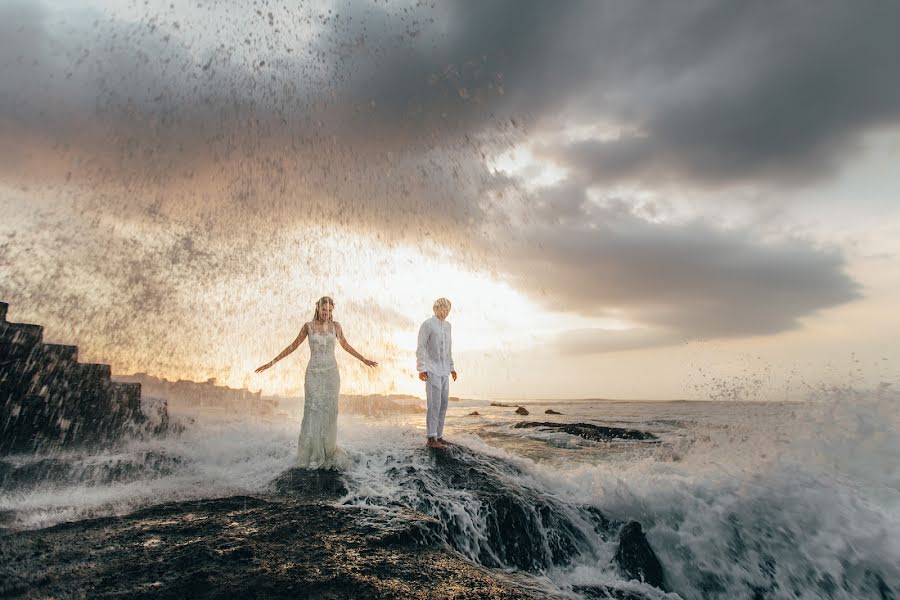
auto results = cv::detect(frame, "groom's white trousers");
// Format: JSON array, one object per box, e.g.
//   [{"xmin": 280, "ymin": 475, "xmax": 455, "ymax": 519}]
[{"xmin": 425, "ymin": 372, "xmax": 449, "ymax": 438}]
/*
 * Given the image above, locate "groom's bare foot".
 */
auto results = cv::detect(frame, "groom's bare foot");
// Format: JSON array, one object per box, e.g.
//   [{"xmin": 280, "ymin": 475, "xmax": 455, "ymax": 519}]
[
  {"xmin": 437, "ymin": 437, "xmax": 450, "ymax": 445},
  {"xmin": 426, "ymin": 438, "xmax": 446, "ymax": 449}
]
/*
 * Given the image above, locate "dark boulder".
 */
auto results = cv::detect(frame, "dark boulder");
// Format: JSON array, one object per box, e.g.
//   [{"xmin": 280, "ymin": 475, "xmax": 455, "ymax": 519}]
[
  {"xmin": 614, "ymin": 521, "xmax": 666, "ymax": 590},
  {"xmin": 468, "ymin": 411, "xmax": 481, "ymax": 416},
  {"xmin": 270, "ymin": 467, "xmax": 348, "ymax": 500},
  {"xmin": 424, "ymin": 445, "xmax": 611, "ymax": 571},
  {"xmin": 514, "ymin": 422, "xmax": 657, "ymax": 442},
  {"xmin": 545, "ymin": 409, "xmax": 563, "ymax": 415},
  {"xmin": 514, "ymin": 406, "xmax": 529, "ymax": 415}
]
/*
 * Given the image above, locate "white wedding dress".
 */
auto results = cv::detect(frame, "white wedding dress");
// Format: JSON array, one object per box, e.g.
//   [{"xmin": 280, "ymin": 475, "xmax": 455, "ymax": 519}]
[{"xmin": 296, "ymin": 329, "xmax": 350, "ymax": 470}]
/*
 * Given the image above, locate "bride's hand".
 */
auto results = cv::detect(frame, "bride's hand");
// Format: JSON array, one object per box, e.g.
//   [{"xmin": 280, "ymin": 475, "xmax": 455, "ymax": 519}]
[{"xmin": 363, "ymin": 358, "xmax": 378, "ymax": 368}]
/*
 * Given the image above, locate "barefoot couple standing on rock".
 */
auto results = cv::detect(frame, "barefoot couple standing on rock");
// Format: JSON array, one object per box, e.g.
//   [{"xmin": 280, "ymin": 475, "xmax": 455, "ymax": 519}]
[
  {"xmin": 255, "ymin": 297, "xmax": 456, "ymax": 468},
  {"xmin": 416, "ymin": 297, "xmax": 457, "ymax": 450}
]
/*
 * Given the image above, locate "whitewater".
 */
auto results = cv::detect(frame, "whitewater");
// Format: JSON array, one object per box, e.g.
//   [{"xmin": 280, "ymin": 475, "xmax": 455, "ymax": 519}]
[{"xmin": 1, "ymin": 386, "xmax": 898, "ymax": 599}]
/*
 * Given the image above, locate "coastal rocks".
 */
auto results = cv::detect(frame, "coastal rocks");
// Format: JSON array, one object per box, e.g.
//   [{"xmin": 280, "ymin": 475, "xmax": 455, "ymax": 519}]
[
  {"xmin": 0, "ymin": 495, "xmax": 540, "ymax": 599},
  {"xmin": 270, "ymin": 467, "xmax": 348, "ymax": 500},
  {"xmin": 489, "ymin": 402, "xmax": 530, "ymax": 415},
  {"xmin": 545, "ymin": 409, "xmax": 563, "ymax": 415},
  {"xmin": 614, "ymin": 521, "xmax": 666, "ymax": 589},
  {"xmin": 410, "ymin": 445, "xmax": 667, "ymax": 598},
  {"xmin": 426, "ymin": 446, "xmax": 605, "ymax": 570},
  {"xmin": 0, "ymin": 443, "xmax": 668, "ymax": 599},
  {"xmin": 468, "ymin": 411, "xmax": 481, "ymax": 416},
  {"xmin": 514, "ymin": 422, "xmax": 657, "ymax": 442},
  {"xmin": 570, "ymin": 523, "xmax": 668, "ymax": 599},
  {"xmin": 0, "ymin": 301, "xmax": 170, "ymax": 454}
]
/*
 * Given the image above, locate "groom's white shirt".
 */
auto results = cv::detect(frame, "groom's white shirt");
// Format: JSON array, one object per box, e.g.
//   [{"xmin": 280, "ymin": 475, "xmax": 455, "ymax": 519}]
[{"xmin": 416, "ymin": 315, "xmax": 454, "ymax": 376}]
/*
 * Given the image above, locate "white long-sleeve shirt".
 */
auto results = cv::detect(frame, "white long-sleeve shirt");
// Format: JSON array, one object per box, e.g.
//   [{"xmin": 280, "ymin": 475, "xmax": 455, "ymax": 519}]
[{"xmin": 416, "ymin": 315, "xmax": 454, "ymax": 376}]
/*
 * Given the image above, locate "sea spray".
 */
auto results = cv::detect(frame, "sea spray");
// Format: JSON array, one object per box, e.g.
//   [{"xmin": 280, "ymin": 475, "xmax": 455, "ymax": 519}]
[
  {"xmin": 0, "ymin": 415, "xmax": 298, "ymax": 530},
  {"xmin": 524, "ymin": 387, "xmax": 900, "ymax": 598}
]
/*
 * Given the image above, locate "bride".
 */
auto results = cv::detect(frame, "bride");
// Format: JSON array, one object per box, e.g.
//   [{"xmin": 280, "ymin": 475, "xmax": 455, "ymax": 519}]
[{"xmin": 255, "ymin": 296, "xmax": 378, "ymax": 470}]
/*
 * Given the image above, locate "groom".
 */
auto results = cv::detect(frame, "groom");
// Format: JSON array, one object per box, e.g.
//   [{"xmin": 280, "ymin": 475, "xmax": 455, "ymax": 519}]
[{"xmin": 416, "ymin": 297, "xmax": 457, "ymax": 449}]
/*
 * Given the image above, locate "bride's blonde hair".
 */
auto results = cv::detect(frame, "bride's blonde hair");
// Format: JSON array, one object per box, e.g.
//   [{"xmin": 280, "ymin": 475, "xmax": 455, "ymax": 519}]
[{"xmin": 313, "ymin": 296, "xmax": 335, "ymax": 321}]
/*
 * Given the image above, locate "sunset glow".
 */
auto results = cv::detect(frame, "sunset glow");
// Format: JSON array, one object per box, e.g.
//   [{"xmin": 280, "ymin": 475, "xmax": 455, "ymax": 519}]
[{"xmin": 2, "ymin": 0, "xmax": 898, "ymax": 402}]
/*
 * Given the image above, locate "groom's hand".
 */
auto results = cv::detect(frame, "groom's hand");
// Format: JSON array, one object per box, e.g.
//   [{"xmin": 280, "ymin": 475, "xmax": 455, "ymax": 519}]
[
  {"xmin": 419, "ymin": 372, "xmax": 428, "ymax": 381},
  {"xmin": 451, "ymin": 371, "xmax": 457, "ymax": 381}
]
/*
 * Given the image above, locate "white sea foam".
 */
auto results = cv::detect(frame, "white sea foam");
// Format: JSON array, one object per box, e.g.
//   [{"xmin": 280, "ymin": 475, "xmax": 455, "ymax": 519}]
[
  {"xmin": 1, "ymin": 416, "xmax": 299, "ymax": 529},
  {"xmin": 518, "ymin": 386, "xmax": 900, "ymax": 598}
]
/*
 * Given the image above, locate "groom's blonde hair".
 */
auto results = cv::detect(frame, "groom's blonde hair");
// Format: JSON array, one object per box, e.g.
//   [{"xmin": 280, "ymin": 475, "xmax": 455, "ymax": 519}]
[{"xmin": 433, "ymin": 297, "xmax": 452, "ymax": 312}]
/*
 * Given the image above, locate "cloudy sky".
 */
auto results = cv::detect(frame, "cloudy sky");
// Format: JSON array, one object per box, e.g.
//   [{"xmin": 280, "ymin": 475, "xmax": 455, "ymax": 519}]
[{"xmin": 2, "ymin": 0, "xmax": 898, "ymax": 399}]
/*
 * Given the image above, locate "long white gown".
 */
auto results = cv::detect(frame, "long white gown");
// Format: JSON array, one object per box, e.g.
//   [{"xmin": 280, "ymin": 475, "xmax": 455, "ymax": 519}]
[{"xmin": 296, "ymin": 329, "xmax": 350, "ymax": 470}]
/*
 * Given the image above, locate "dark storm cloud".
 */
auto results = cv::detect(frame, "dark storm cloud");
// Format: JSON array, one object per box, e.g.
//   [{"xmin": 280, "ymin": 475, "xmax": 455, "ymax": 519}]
[
  {"xmin": 0, "ymin": 0, "xmax": 874, "ymax": 350},
  {"xmin": 0, "ymin": 0, "xmax": 528, "ymax": 249},
  {"xmin": 530, "ymin": 2, "xmax": 900, "ymax": 184},
  {"xmin": 4, "ymin": 1, "xmax": 900, "ymax": 187},
  {"xmin": 508, "ymin": 179, "xmax": 861, "ymax": 352},
  {"xmin": 311, "ymin": 0, "xmax": 900, "ymax": 185},
  {"xmin": 354, "ymin": 0, "xmax": 900, "ymax": 185}
]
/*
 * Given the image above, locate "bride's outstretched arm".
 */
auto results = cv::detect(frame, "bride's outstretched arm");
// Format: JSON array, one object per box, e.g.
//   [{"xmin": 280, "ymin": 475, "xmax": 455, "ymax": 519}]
[
  {"xmin": 255, "ymin": 323, "xmax": 309, "ymax": 373},
  {"xmin": 335, "ymin": 322, "xmax": 378, "ymax": 368}
]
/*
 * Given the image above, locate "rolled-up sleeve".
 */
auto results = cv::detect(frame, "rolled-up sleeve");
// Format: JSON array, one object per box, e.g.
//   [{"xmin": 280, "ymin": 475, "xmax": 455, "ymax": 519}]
[{"xmin": 416, "ymin": 320, "xmax": 430, "ymax": 373}]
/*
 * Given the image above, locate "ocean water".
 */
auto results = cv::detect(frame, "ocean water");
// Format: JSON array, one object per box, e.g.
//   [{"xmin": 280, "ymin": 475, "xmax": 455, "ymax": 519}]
[{"xmin": 1, "ymin": 387, "xmax": 898, "ymax": 599}]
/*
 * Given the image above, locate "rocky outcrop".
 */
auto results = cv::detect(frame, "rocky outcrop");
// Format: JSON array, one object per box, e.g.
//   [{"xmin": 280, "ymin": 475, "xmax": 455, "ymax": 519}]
[
  {"xmin": 514, "ymin": 406, "xmax": 529, "ymax": 415},
  {"xmin": 614, "ymin": 521, "xmax": 666, "ymax": 589},
  {"xmin": 0, "ymin": 472, "xmax": 543, "ymax": 599},
  {"xmin": 545, "ymin": 409, "xmax": 562, "ymax": 415},
  {"xmin": 352, "ymin": 444, "xmax": 662, "ymax": 597},
  {"xmin": 514, "ymin": 422, "xmax": 658, "ymax": 442},
  {"xmin": 0, "ymin": 301, "xmax": 168, "ymax": 454}
]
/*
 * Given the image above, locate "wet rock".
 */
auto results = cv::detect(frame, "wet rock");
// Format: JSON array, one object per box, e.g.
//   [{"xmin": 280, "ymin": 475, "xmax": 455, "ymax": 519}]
[
  {"xmin": 0, "ymin": 495, "xmax": 539, "ymax": 599},
  {"xmin": 544, "ymin": 409, "xmax": 562, "ymax": 415},
  {"xmin": 489, "ymin": 402, "xmax": 517, "ymax": 407},
  {"xmin": 270, "ymin": 467, "xmax": 348, "ymax": 500},
  {"xmin": 514, "ymin": 422, "xmax": 657, "ymax": 442},
  {"xmin": 614, "ymin": 521, "xmax": 666, "ymax": 590},
  {"xmin": 514, "ymin": 407, "xmax": 529, "ymax": 415},
  {"xmin": 424, "ymin": 446, "xmax": 624, "ymax": 573},
  {"xmin": 468, "ymin": 411, "xmax": 481, "ymax": 416}
]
